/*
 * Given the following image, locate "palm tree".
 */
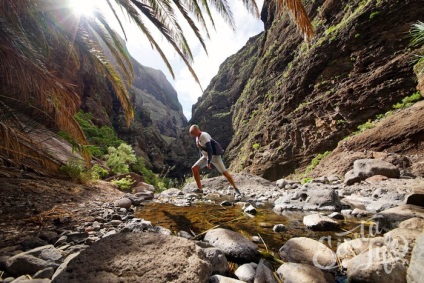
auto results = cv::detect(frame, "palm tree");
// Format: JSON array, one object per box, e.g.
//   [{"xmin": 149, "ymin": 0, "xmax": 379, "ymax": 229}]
[{"xmin": 0, "ymin": 0, "xmax": 313, "ymax": 174}]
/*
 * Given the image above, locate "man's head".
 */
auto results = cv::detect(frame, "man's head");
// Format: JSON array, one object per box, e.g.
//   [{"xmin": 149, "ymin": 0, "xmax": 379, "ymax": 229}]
[{"xmin": 189, "ymin": 124, "xmax": 201, "ymax": 137}]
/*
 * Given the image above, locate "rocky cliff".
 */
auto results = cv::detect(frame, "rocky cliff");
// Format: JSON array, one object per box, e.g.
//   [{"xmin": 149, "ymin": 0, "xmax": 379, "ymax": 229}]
[
  {"xmin": 81, "ymin": 40, "xmax": 187, "ymax": 172},
  {"xmin": 191, "ymin": 0, "xmax": 424, "ymax": 181}
]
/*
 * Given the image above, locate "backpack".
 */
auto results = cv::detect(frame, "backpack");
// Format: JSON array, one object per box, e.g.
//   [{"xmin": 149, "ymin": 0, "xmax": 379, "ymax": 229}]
[{"xmin": 211, "ymin": 139, "xmax": 225, "ymax": 155}]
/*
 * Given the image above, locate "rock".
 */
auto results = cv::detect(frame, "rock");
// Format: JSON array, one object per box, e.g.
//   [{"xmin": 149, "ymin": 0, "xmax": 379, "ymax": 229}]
[
  {"xmin": 384, "ymin": 228, "xmax": 421, "ymax": 260},
  {"xmin": 398, "ymin": 217, "xmax": 424, "ymax": 231},
  {"xmin": 407, "ymin": 232, "xmax": 424, "ymax": 282},
  {"xmin": 204, "ymin": 228, "xmax": 259, "ymax": 262},
  {"xmin": 328, "ymin": 212, "xmax": 344, "ymax": 220},
  {"xmin": 52, "ymin": 233, "xmax": 213, "ymax": 282},
  {"xmin": 33, "ymin": 267, "xmax": 54, "ymax": 279},
  {"xmin": 121, "ymin": 218, "xmax": 153, "ymax": 233},
  {"xmin": 405, "ymin": 193, "xmax": 424, "ymax": 207},
  {"xmin": 243, "ymin": 204, "xmax": 257, "ymax": 215},
  {"xmin": 274, "ymin": 185, "xmax": 341, "ymax": 211},
  {"xmin": 344, "ymin": 169, "xmax": 362, "ymax": 186},
  {"xmin": 220, "ymin": 200, "xmax": 233, "ymax": 207},
  {"xmin": 133, "ymin": 182, "xmax": 155, "ymax": 192},
  {"xmin": 354, "ymin": 159, "xmax": 400, "ymax": 179},
  {"xmin": 365, "ymin": 175, "xmax": 389, "ymax": 183},
  {"xmin": 351, "ymin": 208, "xmax": 370, "ymax": 217},
  {"xmin": 210, "ymin": 275, "xmax": 245, "ymax": 283},
  {"xmin": 235, "ymin": 263, "xmax": 256, "ymax": 283},
  {"xmin": 375, "ymin": 204, "xmax": 424, "ymax": 231},
  {"xmin": 254, "ymin": 259, "xmax": 278, "ymax": 283},
  {"xmin": 276, "ymin": 179, "xmax": 287, "ymax": 189},
  {"xmin": 276, "ymin": 262, "xmax": 335, "ymax": 283},
  {"xmin": 273, "ymin": 224, "xmax": 286, "ymax": 232},
  {"xmin": 113, "ymin": 198, "xmax": 132, "ymax": 209},
  {"xmin": 132, "ymin": 190, "xmax": 154, "ymax": 200},
  {"xmin": 278, "ymin": 237, "xmax": 337, "ymax": 270},
  {"xmin": 203, "ymin": 247, "xmax": 229, "ymax": 275},
  {"xmin": 177, "ymin": 231, "xmax": 193, "ymax": 239},
  {"xmin": 336, "ymin": 237, "xmax": 385, "ymax": 267},
  {"xmin": 346, "ymin": 246, "xmax": 406, "ymax": 283},
  {"xmin": 160, "ymin": 188, "xmax": 184, "ymax": 196},
  {"xmin": 303, "ymin": 214, "xmax": 339, "ymax": 231},
  {"xmin": 10, "ymin": 277, "xmax": 51, "ymax": 283},
  {"xmin": 5, "ymin": 245, "xmax": 63, "ymax": 277},
  {"xmin": 65, "ymin": 232, "xmax": 88, "ymax": 244}
]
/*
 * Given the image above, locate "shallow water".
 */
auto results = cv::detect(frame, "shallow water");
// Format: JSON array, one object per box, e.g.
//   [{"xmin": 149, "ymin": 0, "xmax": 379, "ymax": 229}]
[{"xmin": 135, "ymin": 200, "xmax": 378, "ymax": 258}]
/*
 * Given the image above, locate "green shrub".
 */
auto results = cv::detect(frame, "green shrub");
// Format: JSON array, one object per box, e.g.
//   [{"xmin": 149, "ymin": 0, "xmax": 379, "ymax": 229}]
[
  {"xmin": 357, "ymin": 120, "xmax": 375, "ymax": 132},
  {"xmin": 132, "ymin": 157, "xmax": 157, "ymax": 185},
  {"xmin": 60, "ymin": 159, "xmax": 86, "ymax": 182},
  {"xmin": 252, "ymin": 143, "xmax": 260, "ymax": 150},
  {"xmin": 369, "ymin": 11, "xmax": 380, "ymax": 20},
  {"xmin": 305, "ymin": 151, "xmax": 331, "ymax": 174},
  {"xmin": 88, "ymin": 164, "xmax": 109, "ymax": 180},
  {"xmin": 301, "ymin": 178, "xmax": 313, "ymax": 184},
  {"xmin": 74, "ymin": 111, "xmax": 124, "ymax": 157},
  {"xmin": 104, "ymin": 143, "xmax": 137, "ymax": 174},
  {"xmin": 111, "ymin": 176, "xmax": 135, "ymax": 190},
  {"xmin": 392, "ymin": 92, "xmax": 422, "ymax": 109}
]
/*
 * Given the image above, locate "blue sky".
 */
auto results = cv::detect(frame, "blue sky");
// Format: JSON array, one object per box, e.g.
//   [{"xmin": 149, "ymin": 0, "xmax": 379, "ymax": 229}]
[{"xmin": 95, "ymin": 0, "xmax": 264, "ymax": 120}]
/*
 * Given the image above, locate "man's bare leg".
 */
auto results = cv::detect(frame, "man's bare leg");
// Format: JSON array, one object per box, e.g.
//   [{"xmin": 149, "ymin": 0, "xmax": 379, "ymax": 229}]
[
  {"xmin": 223, "ymin": 171, "xmax": 241, "ymax": 193},
  {"xmin": 192, "ymin": 165, "xmax": 202, "ymax": 190}
]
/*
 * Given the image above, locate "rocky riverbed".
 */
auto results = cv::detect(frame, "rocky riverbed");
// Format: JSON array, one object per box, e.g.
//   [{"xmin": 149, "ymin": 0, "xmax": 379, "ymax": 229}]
[{"xmin": 0, "ymin": 156, "xmax": 424, "ymax": 282}]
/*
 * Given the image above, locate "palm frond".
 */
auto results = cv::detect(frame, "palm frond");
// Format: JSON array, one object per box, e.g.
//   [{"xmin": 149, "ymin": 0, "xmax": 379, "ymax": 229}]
[
  {"xmin": 410, "ymin": 21, "xmax": 424, "ymax": 47},
  {"xmin": 276, "ymin": 0, "xmax": 314, "ymax": 41}
]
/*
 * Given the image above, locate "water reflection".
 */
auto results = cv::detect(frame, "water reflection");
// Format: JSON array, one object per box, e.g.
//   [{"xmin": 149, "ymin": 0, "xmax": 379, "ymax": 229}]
[{"xmin": 136, "ymin": 201, "xmax": 374, "ymax": 257}]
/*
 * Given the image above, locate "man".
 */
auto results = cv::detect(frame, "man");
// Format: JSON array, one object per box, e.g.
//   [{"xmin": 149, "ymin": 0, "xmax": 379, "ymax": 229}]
[{"xmin": 189, "ymin": 124, "xmax": 241, "ymax": 198}]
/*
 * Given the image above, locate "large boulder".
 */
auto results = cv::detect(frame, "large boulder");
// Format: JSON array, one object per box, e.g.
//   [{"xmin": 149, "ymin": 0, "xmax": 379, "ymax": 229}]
[
  {"xmin": 52, "ymin": 232, "xmax": 214, "ymax": 283},
  {"xmin": 274, "ymin": 184, "xmax": 341, "ymax": 211},
  {"xmin": 303, "ymin": 214, "xmax": 339, "ymax": 231},
  {"xmin": 344, "ymin": 159, "xmax": 400, "ymax": 185},
  {"xmin": 278, "ymin": 237, "xmax": 337, "ymax": 270},
  {"xmin": 204, "ymin": 228, "xmax": 259, "ymax": 262},
  {"xmin": 336, "ymin": 237, "xmax": 385, "ymax": 267},
  {"xmin": 375, "ymin": 204, "xmax": 424, "ymax": 231}
]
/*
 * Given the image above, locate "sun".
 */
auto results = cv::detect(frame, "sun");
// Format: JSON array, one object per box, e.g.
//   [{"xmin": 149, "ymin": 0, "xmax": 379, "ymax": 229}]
[{"xmin": 69, "ymin": 0, "xmax": 99, "ymax": 17}]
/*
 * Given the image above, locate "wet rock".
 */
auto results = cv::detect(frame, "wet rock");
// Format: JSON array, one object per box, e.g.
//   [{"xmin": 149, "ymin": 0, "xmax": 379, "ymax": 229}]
[
  {"xmin": 243, "ymin": 204, "xmax": 257, "ymax": 215},
  {"xmin": 407, "ymin": 232, "xmax": 424, "ymax": 283},
  {"xmin": 278, "ymin": 237, "xmax": 337, "ymax": 270},
  {"xmin": 303, "ymin": 214, "xmax": 339, "ymax": 231},
  {"xmin": 204, "ymin": 228, "xmax": 259, "ymax": 262},
  {"xmin": 328, "ymin": 212, "xmax": 344, "ymax": 220},
  {"xmin": 346, "ymin": 246, "xmax": 406, "ymax": 283},
  {"xmin": 351, "ymin": 208, "xmax": 370, "ymax": 217},
  {"xmin": 220, "ymin": 200, "xmax": 233, "ymax": 207},
  {"xmin": 52, "ymin": 233, "xmax": 213, "ymax": 283},
  {"xmin": 273, "ymin": 224, "xmax": 286, "ymax": 232},
  {"xmin": 235, "ymin": 263, "xmax": 256, "ymax": 283},
  {"xmin": 276, "ymin": 262, "xmax": 335, "ymax": 283}
]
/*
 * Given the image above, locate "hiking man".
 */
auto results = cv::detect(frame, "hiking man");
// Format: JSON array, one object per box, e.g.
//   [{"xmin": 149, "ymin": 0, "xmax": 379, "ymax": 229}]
[{"xmin": 189, "ymin": 124, "xmax": 241, "ymax": 197}]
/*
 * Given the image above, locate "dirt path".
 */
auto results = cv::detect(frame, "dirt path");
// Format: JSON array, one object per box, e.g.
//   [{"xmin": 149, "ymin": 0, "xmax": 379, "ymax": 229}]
[{"xmin": 0, "ymin": 169, "xmax": 124, "ymax": 249}]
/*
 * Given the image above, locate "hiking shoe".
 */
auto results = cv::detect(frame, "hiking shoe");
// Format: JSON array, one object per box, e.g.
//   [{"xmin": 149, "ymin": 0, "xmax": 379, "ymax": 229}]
[
  {"xmin": 234, "ymin": 187, "xmax": 242, "ymax": 196},
  {"xmin": 191, "ymin": 189, "xmax": 203, "ymax": 194}
]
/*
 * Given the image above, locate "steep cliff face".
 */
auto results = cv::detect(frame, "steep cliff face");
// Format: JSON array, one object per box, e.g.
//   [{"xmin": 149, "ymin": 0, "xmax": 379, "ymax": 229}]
[
  {"xmin": 81, "ymin": 42, "xmax": 187, "ymax": 172},
  {"xmin": 191, "ymin": 0, "xmax": 424, "ymax": 181}
]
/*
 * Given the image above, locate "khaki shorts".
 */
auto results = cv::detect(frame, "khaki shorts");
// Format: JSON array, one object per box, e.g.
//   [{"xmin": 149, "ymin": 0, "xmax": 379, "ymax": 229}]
[{"xmin": 193, "ymin": 155, "xmax": 227, "ymax": 173}]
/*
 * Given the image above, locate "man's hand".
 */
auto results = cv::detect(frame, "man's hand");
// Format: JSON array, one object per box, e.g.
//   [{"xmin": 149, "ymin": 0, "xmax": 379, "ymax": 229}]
[{"xmin": 207, "ymin": 163, "xmax": 212, "ymax": 169}]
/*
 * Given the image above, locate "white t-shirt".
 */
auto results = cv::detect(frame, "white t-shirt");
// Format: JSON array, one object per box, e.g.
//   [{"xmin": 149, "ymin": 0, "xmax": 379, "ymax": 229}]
[{"xmin": 196, "ymin": 132, "xmax": 212, "ymax": 158}]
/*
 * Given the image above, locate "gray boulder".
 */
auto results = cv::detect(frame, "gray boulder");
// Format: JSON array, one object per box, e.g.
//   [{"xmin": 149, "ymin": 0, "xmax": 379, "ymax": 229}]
[
  {"xmin": 336, "ymin": 237, "xmax": 385, "ymax": 267},
  {"xmin": 345, "ymin": 159, "xmax": 400, "ymax": 185},
  {"xmin": 375, "ymin": 204, "xmax": 424, "ymax": 231},
  {"xmin": 254, "ymin": 259, "xmax": 278, "ymax": 283},
  {"xmin": 52, "ymin": 233, "xmax": 214, "ymax": 283},
  {"xmin": 235, "ymin": 263, "xmax": 256, "ymax": 283},
  {"xmin": 303, "ymin": 214, "xmax": 339, "ymax": 231},
  {"xmin": 209, "ymin": 275, "xmax": 245, "ymax": 283},
  {"xmin": 278, "ymin": 237, "xmax": 337, "ymax": 270},
  {"xmin": 204, "ymin": 228, "xmax": 259, "ymax": 262},
  {"xmin": 346, "ymin": 246, "xmax": 406, "ymax": 283},
  {"xmin": 398, "ymin": 217, "xmax": 424, "ymax": 231}
]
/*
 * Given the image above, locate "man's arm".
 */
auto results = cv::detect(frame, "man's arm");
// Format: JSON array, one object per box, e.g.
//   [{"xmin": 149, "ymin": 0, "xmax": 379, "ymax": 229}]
[{"xmin": 205, "ymin": 141, "xmax": 213, "ymax": 165}]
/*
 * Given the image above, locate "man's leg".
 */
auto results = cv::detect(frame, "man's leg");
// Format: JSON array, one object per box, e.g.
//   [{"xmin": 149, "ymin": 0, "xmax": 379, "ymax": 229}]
[
  {"xmin": 222, "ymin": 171, "xmax": 237, "ymax": 189},
  {"xmin": 192, "ymin": 157, "xmax": 207, "ymax": 190},
  {"xmin": 192, "ymin": 165, "xmax": 202, "ymax": 190}
]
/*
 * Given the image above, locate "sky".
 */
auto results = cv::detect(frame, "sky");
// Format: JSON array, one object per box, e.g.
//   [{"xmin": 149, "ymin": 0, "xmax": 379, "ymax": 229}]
[{"xmin": 89, "ymin": 0, "xmax": 265, "ymax": 120}]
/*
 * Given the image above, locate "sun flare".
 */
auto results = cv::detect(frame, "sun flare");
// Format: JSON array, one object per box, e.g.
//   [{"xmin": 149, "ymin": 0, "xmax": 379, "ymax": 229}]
[{"xmin": 69, "ymin": 0, "xmax": 98, "ymax": 16}]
